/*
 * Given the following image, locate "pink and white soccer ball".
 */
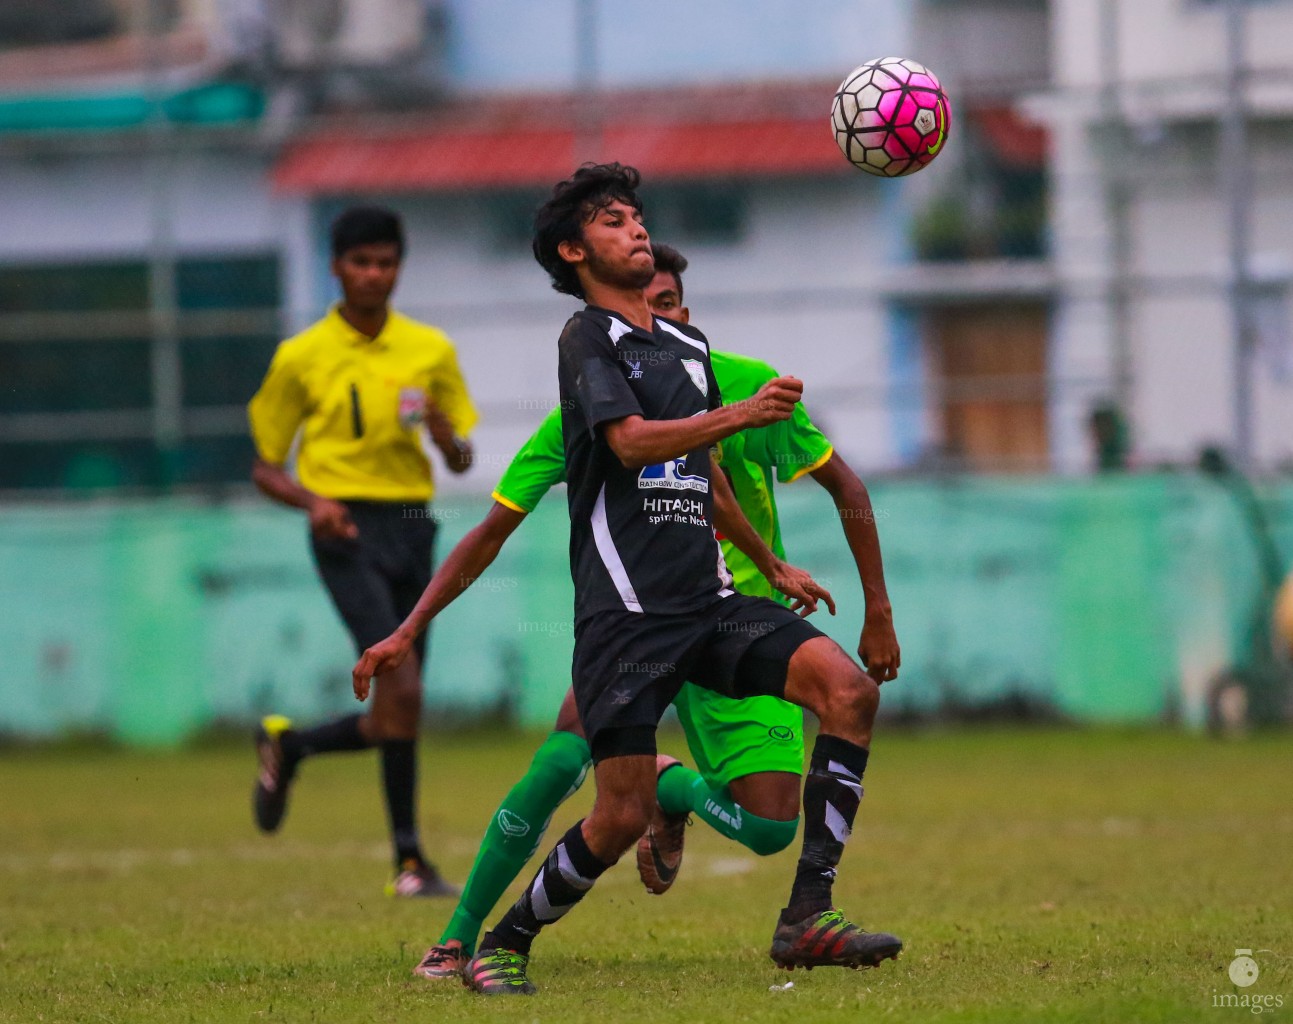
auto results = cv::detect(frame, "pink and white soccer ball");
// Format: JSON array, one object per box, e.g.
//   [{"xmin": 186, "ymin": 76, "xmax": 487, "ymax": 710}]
[{"xmin": 831, "ymin": 57, "xmax": 951, "ymax": 177}]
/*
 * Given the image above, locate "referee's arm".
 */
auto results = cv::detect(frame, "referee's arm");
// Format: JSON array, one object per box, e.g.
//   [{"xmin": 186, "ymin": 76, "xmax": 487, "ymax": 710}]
[
  {"xmin": 248, "ymin": 347, "xmax": 356, "ymax": 540},
  {"xmin": 251, "ymin": 458, "xmax": 357, "ymax": 540},
  {"xmin": 426, "ymin": 344, "xmax": 478, "ymax": 474},
  {"xmin": 424, "ymin": 402, "xmax": 473, "ymax": 474}
]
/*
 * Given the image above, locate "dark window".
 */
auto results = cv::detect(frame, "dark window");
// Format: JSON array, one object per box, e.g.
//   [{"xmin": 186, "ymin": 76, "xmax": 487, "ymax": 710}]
[
  {"xmin": 0, "ymin": 338, "xmax": 152, "ymax": 414},
  {"xmin": 482, "ymin": 190, "xmax": 548, "ymax": 254},
  {"xmin": 177, "ymin": 255, "xmax": 279, "ymax": 310},
  {"xmin": 181, "ymin": 335, "xmax": 280, "ymax": 408},
  {"xmin": 0, "ymin": 260, "xmax": 147, "ymax": 312},
  {"xmin": 911, "ymin": 108, "xmax": 1048, "ymax": 262},
  {"xmin": 645, "ymin": 184, "xmax": 747, "ymax": 244},
  {"xmin": 0, "ymin": 253, "xmax": 280, "ymax": 492}
]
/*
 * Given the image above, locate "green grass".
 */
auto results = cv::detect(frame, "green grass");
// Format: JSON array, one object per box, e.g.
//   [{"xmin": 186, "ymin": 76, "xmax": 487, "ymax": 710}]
[{"xmin": 2, "ymin": 727, "xmax": 1291, "ymax": 1023}]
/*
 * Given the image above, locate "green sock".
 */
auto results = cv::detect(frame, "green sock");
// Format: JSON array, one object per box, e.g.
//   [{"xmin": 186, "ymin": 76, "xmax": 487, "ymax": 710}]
[
  {"xmin": 656, "ymin": 763, "xmax": 801, "ymax": 857},
  {"xmin": 438, "ymin": 730, "xmax": 591, "ymax": 953}
]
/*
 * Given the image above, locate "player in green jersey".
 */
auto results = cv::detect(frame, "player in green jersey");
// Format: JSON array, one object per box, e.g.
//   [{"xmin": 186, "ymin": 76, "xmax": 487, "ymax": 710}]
[{"xmin": 352, "ymin": 243, "xmax": 900, "ymax": 979}]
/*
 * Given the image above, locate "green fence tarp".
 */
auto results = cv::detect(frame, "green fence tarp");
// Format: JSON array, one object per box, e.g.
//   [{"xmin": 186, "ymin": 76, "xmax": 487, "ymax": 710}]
[
  {"xmin": 0, "ymin": 82, "xmax": 264, "ymax": 134},
  {"xmin": 1, "ymin": 474, "xmax": 1288, "ymax": 745}
]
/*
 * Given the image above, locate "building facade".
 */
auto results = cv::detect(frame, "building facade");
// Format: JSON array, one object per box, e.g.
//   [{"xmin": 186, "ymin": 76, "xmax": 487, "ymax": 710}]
[
  {"xmin": 0, "ymin": 0, "xmax": 1066, "ymax": 492},
  {"xmin": 1038, "ymin": 0, "xmax": 1293, "ymax": 472}
]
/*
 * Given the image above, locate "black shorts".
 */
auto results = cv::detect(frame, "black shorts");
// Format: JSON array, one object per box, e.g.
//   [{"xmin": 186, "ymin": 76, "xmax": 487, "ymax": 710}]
[
  {"xmin": 572, "ymin": 593, "xmax": 824, "ymax": 763},
  {"xmin": 310, "ymin": 500, "xmax": 437, "ymax": 662}
]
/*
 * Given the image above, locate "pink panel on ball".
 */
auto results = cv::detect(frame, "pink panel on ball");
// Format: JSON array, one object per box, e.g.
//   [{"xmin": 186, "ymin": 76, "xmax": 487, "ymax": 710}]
[
  {"xmin": 888, "ymin": 124, "xmax": 921, "ymax": 157},
  {"xmin": 876, "ymin": 90, "xmax": 901, "ymax": 122}
]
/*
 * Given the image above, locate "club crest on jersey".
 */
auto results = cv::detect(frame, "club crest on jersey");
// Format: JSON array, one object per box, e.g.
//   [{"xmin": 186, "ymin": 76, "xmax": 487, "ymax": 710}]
[
  {"xmin": 681, "ymin": 358, "xmax": 708, "ymax": 396},
  {"xmin": 638, "ymin": 456, "xmax": 709, "ymax": 493},
  {"xmin": 397, "ymin": 387, "xmax": 426, "ymax": 429}
]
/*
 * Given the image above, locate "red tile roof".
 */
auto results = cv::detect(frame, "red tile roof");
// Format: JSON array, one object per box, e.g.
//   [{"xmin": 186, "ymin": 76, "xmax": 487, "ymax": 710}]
[
  {"xmin": 973, "ymin": 104, "xmax": 1048, "ymax": 168},
  {"xmin": 272, "ymin": 80, "xmax": 854, "ymax": 193}
]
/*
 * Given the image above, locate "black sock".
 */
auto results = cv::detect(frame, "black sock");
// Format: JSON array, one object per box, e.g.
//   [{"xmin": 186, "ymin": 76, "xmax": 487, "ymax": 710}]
[
  {"xmin": 381, "ymin": 739, "xmax": 424, "ymax": 866},
  {"xmin": 281, "ymin": 713, "xmax": 369, "ymax": 766},
  {"xmin": 480, "ymin": 820, "xmax": 611, "ymax": 956},
  {"xmin": 782, "ymin": 734, "xmax": 868, "ymax": 924}
]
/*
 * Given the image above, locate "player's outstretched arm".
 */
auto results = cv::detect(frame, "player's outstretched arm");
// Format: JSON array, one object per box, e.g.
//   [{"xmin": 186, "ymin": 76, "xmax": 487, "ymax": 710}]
[
  {"xmin": 352, "ymin": 502, "xmax": 526, "ymax": 700},
  {"xmin": 603, "ymin": 377, "xmax": 803, "ymax": 468},
  {"xmin": 810, "ymin": 453, "xmax": 900, "ymax": 682},
  {"xmin": 710, "ymin": 454, "xmax": 835, "ymax": 618}
]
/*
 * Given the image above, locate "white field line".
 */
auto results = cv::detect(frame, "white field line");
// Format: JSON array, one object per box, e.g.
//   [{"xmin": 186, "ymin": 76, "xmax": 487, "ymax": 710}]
[{"xmin": 0, "ymin": 841, "xmax": 758, "ymax": 880}]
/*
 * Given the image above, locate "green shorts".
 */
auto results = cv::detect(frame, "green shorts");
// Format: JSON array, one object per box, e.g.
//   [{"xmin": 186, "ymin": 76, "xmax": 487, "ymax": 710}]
[{"xmin": 671, "ymin": 682, "xmax": 805, "ymax": 788}]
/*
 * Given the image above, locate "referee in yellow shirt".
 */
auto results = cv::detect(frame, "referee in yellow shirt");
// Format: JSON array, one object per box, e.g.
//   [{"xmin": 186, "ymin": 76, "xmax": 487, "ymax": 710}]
[{"xmin": 247, "ymin": 206, "xmax": 477, "ymax": 898}]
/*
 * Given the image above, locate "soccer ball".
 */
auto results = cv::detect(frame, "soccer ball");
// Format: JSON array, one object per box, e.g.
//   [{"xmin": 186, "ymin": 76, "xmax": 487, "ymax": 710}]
[{"xmin": 831, "ymin": 57, "xmax": 951, "ymax": 177}]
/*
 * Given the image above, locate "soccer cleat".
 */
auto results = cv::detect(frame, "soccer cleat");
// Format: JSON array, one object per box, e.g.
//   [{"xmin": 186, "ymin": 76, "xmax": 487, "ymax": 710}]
[
  {"xmin": 412, "ymin": 941, "xmax": 469, "ymax": 980},
  {"xmin": 252, "ymin": 715, "xmax": 296, "ymax": 833},
  {"xmin": 769, "ymin": 908, "xmax": 903, "ymax": 971},
  {"xmin": 385, "ymin": 858, "xmax": 461, "ymax": 899},
  {"xmin": 636, "ymin": 754, "xmax": 689, "ymax": 895},
  {"xmin": 462, "ymin": 947, "xmax": 537, "ymax": 996}
]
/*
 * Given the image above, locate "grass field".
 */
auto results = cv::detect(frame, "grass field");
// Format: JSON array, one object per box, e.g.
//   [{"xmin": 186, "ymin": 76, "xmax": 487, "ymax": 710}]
[{"xmin": 2, "ymin": 726, "xmax": 1291, "ymax": 1023}]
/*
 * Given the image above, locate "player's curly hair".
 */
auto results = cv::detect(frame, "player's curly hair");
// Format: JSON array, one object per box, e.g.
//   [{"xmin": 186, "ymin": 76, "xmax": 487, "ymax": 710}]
[{"xmin": 532, "ymin": 162, "xmax": 645, "ymax": 299}]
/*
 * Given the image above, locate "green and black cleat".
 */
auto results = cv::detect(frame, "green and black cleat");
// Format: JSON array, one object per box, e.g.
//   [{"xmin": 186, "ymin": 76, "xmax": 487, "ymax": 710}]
[
  {"xmin": 769, "ymin": 908, "xmax": 903, "ymax": 971},
  {"xmin": 462, "ymin": 947, "xmax": 538, "ymax": 996}
]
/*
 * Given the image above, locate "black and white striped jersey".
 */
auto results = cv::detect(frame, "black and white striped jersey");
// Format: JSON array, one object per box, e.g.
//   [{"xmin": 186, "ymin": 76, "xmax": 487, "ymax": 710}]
[{"xmin": 557, "ymin": 305, "xmax": 733, "ymax": 624}]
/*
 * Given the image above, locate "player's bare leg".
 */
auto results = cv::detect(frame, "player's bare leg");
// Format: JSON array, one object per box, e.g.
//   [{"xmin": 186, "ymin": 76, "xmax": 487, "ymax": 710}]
[{"xmin": 727, "ymin": 771, "xmax": 801, "ymax": 821}]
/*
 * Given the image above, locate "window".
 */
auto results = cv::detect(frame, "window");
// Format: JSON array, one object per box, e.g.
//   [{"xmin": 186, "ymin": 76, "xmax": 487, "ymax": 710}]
[
  {"xmin": 912, "ymin": 106, "xmax": 1048, "ymax": 262},
  {"xmin": 927, "ymin": 303, "xmax": 1050, "ymax": 472},
  {"xmin": 482, "ymin": 190, "xmax": 548, "ymax": 254},
  {"xmin": 0, "ymin": 254, "xmax": 280, "ymax": 491},
  {"xmin": 645, "ymin": 183, "xmax": 747, "ymax": 244}
]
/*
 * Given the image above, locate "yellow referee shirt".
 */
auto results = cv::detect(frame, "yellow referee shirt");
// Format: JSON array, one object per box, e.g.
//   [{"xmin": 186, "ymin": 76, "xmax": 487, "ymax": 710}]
[{"xmin": 248, "ymin": 307, "xmax": 478, "ymax": 502}]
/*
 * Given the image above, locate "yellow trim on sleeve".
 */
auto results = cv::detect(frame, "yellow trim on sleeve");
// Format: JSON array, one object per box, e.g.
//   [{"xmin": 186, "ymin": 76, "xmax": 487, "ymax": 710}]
[
  {"xmin": 491, "ymin": 490, "xmax": 532, "ymax": 514},
  {"xmin": 784, "ymin": 444, "xmax": 835, "ymax": 483}
]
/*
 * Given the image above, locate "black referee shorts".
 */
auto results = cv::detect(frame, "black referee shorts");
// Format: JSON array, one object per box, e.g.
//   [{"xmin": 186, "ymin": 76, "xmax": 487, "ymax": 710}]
[
  {"xmin": 572, "ymin": 593, "xmax": 824, "ymax": 763},
  {"xmin": 309, "ymin": 500, "xmax": 437, "ymax": 663}
]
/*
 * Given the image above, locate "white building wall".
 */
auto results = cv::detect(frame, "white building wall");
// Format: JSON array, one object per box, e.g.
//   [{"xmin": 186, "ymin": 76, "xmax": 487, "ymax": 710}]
[
  {"xmin": 912, "ymin": 0, "xmax": 1049, "ymax": 97},
  {"xmin": 1043, "ymin": 0, "xmax": 1293, "ymax": 472},
  {"xmin": 0, "ymin": 148, "xmax": 300, "ymax": 261},
  {"xmin": 377, "ymin": 177, "xmax": 898, "ymax": 494},
  {"xmin": 1074, "ymin": 0, "xmax": 1293, "ymax": 102}
]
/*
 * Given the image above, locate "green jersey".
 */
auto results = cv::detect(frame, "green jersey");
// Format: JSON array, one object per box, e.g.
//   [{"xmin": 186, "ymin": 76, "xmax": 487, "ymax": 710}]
[
  {"xmin": 492, "ymin": 408, "xmax": 566, "ymax": 513},
  {"xmin": 494, "ymin": 349, "xmax": 829, "ymax": 787},
  {"xmin": 708, "ymin": 351, "xmax": 833, "ymax": 600},
  {"xmin": 491, "ymin": 350, "xmax": 833, "ymax": 601}
]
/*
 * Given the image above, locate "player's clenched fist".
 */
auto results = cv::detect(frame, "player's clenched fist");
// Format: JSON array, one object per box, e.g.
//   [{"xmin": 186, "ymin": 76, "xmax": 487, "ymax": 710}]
[{"xmin": 742, "ymin": 376, "xmax": 803, "ymax": 427}]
